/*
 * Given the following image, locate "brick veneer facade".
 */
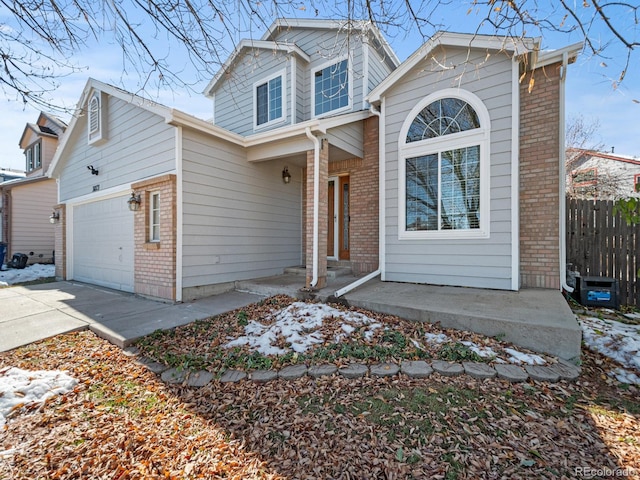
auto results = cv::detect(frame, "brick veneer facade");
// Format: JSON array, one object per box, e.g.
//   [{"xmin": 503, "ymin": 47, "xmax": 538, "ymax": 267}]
[
  {"xmin": 53, "ymin": 204, "xmax": 66, "ymax": 280},
  {"xmin": 302, "ymin": 116, "xmax": 380, "ymax": 283},
  {"xmin": 132, "ymin": 174, "xmax": 177, "ymax": 300},
  {"xmin": 305, "ymin": 138, "xmax": 329, "ymax": 288},
  {"xmin": 519, "ymin": 62, "xmax": 562, "ymax": 289}
]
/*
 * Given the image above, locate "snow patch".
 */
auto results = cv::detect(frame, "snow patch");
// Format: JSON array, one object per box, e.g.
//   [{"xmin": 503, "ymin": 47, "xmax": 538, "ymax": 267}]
[
  {"xmin": 225, "ymin": 302, "xmax": 381, "ymax": 356},
  {"xmin": 0, "ymin": 367, "xmax": 77, "ymax": 426},
  {"xmin": 0, "ymin": 264, "xmax": 55, "ymax": 286},
  {"xmin": 461, "ymin": 341, "xmax": 498, "ymax": 359},
  {"xmin": 580, "ymin": 316, "xmax": 640, "ymax": 380},
  {"xmin": 504, "ymin": 348, "xmax": 546, "ymax": 365},
  {"xmin": 424, "ymin": 333, "xmax": 450, "ymax": 344}
]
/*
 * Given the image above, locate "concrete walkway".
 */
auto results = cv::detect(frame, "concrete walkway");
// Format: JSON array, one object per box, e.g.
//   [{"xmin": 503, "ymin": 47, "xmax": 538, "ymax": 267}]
[
  {"xmin": 0, "ymin": 281, "xmax": 264, "ymax": 352},
  {"xmin": 1, "ymin": 275, "xmax": 582, "ymax": 362}
]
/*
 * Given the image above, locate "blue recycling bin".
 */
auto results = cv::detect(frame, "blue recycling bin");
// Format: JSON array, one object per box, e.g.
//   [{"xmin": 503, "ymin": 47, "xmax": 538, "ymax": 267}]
[{"xmin": 0, "ymin": 242, "xmax": 6, "ymax": 269}]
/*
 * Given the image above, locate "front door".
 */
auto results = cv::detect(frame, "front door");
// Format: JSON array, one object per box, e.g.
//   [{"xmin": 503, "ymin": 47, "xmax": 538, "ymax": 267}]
[{"xmin": 327, "ymin": 176, "xmax": 350, "ymax": 260}]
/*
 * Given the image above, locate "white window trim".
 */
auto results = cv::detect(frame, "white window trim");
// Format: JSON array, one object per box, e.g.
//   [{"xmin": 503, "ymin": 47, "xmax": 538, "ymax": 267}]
[
  {"xmin": 252, "ymin": 69, "xmax": 287, "ymax": 131},
  {"xmin": 149, "ymin": 191, "xmax": 160, "ymax": 243},
  {"xmin": 311, "ymin": 55, "xmax": 353, "ymax": 119},
  {"xmin": 397, "ymin": 88, "xmax": 491, "ymax": 240}
]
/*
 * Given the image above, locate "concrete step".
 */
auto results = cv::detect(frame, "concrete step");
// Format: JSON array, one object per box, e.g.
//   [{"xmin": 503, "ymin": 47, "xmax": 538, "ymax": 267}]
[{"xmin": 284, "ymin": 265, "xmax": 352, "ymax": 278}]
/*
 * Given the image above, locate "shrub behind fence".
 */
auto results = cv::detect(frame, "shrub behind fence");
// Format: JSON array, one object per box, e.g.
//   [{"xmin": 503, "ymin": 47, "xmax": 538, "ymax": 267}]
[{"xmin": 566, "ymin": 198, "xmax": 639, "ymax": 307}]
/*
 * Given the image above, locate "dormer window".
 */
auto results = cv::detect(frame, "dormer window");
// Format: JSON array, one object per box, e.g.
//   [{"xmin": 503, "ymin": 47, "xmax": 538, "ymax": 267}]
[
  {"xmin": 34, "ymin": 142, "xmax": 41, "ymax": 169},
  {"xmin": 254, "ymin": 70, "xmax": 285, "ymax": 129},
  {"xmin": 26, "ymin": 148, "xmax": 33, "ymax": 172},
  {"xmin": 313, "ymin": 58, "xmax": 350, "ymax": 117},
  {"xmin": 25, "ymin": 142, "xmax": 41, "ymax": 172}
]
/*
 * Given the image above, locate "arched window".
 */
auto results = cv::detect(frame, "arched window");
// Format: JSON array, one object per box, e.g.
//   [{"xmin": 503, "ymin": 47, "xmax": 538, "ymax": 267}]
[{"xmin": 398, "ymin": 89, "xmax": 490, "ymax": 239}]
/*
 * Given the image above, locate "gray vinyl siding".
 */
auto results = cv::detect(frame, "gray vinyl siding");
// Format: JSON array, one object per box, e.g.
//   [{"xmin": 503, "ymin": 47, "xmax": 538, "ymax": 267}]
[
  {"xmin": 383, "ymin": 46, "xmax": 515, "ymax": 290},
  {"xmin": 296, "ymin": 58, "xmax": 307, "ymax": 122},
  {"xmin": 328, "ymin": 122, "xmax": 364, "ymax": 159},
  {"xmin": 58, "ymin": 95, "xmax": 175, "ymax": 202},
  {"xmin": 272, "ymin": 28, "xmax": 366, "ymax": 119},
  {"xmin": 368, "ymin": 45, "xmax": 392, "ymax": 93},
  {"xmin": 181, "ymin": 129, "xmax": 302, "ymax": 289},
  {"xmin": 214, "ymin": 49, "xmax": 292, "ymax": 135}
]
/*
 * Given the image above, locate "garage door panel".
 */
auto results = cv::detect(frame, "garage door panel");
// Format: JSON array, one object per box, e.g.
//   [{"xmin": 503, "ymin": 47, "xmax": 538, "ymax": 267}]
[{"xmin": 72, "ymin": 196, "xmax": 134, "ymax": 292}]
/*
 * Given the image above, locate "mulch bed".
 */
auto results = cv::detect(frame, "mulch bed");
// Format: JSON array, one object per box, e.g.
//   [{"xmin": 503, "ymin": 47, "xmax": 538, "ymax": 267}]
[{"xmin": 0, "ymin": 300, "xmax": 638, "ymax": 479}]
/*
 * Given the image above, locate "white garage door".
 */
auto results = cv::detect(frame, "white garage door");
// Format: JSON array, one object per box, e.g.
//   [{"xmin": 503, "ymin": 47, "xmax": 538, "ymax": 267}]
[{"xmin": 72, "ymin": 195, "xmax": 134, "ymax": 292}]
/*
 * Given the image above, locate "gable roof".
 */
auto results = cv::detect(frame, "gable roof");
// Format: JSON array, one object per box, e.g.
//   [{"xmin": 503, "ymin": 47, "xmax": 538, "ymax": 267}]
[
  {"xmin": 366, "ymin": 31, "xmax": 543, "ymax": 104},
  {"xmin": 18, "ymin": 111, "xmax": 68, "ymax": 149},
  {"xmin": 47, "ymin": 78, "xmax": 246, "ymax": 178},
  {"xmin": 568, "ymin": 148, "xmax": 640, "ymax": 166},
  {"xmin": 203, "ymin": 39, "xmax": 311, "ymax": 97},
  {"xmin": 262, "ymin": 18, "xmax": 400, "ymax": 67}
]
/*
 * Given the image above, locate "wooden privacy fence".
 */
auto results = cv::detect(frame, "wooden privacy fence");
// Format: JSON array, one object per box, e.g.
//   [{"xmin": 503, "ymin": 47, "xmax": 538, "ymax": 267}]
[{"xmin": 566, "ymin": 198, "xmax": 639, "ymax": 307}]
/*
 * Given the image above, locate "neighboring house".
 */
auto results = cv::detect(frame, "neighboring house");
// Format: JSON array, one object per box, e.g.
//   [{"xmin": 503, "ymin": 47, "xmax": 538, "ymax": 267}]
[
  {"xmin": 566, "ymin": 148, "xmax": 640, "ymax": 199},
  {"xmin": 47, "ymin": 19, "xmax": 580, "ymax": 301},
  {"xmin": 1, "ymin": 113, "xmax": 66, "ymax": 265},
  {"xmin": 0, "ymin": 168, "xmax": 25, "ymax": 183},
  {"xmin": 0, "ymin": 169, "xmax": 25, "ymax": 243}
]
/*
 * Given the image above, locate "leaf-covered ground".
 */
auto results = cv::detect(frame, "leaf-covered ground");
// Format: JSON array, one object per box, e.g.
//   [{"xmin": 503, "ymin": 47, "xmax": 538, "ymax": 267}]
[
  {"xmin": 0, "ymin": 300, "xmax": 639, "ymax": 479},
  {"xmin": 136, "ymin": 295, "xmax": 556, "ymax": 373}
]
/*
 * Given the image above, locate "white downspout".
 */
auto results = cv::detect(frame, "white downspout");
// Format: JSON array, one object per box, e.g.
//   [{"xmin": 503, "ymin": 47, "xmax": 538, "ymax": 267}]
[
  {"xmin": 559, "ymin": 51, "xmax": 574, "ymax": 294},
  {"xmin": 305, "ymin": 127, "xmax": 320, "ymax": 288},
  {"xmin": 334, "ymin": 104, "xmax": 383, "ymax": 297}
]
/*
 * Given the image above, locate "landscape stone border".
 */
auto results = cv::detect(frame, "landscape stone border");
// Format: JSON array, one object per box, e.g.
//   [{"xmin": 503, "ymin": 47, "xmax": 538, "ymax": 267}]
[{"xmin": 133, "ymin": 351, "xmax": 581, "ymax": 388}]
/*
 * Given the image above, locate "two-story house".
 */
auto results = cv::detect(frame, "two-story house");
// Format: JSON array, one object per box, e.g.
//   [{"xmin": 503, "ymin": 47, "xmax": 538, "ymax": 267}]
[
  {"xmin": 47, "ymin": 18, "xmax": 580, "ymax": 302},
  {"xmin": 1, "ymin": 112, "xmax": 66, "ymax": 266}
]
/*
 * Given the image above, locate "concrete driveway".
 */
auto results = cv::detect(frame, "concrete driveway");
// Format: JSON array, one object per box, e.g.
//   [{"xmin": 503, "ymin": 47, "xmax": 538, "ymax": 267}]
[{"xmin": 0, "ymin": 281, "xmax": 264, "ymax": 352}]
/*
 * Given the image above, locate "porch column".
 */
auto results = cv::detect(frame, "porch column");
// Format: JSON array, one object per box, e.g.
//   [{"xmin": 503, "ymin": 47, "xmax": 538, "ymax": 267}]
[{"xmin": 305, "ymin": 137, "xmax": 329, "ymax": 289}]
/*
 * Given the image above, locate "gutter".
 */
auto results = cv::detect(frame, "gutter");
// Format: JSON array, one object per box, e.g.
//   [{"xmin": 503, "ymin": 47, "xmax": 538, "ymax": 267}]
[
  {"xmin": 305, "ymin": 127, "xmax": 320, "ymax": 288},
  {"xmin": 559, "ymin": 51, "xmax": 574, "ymax": 294},
  {"xmin": 335, "ymin": 104, "xmax": 384, "ymax": 297}
]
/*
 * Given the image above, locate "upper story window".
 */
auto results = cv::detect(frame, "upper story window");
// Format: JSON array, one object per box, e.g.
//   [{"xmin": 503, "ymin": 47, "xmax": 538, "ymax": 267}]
[
  {"xmin": 254, "ymin": 70, "xmax": 285, "ymax": 129},
  {"xmin": 25, "ymin": 142, "xmax": 42, "ymax": 172},
  {"xmin": 398, "ymin": 89, "xmax": 490, "ymax": 239},
  {"xmin": 34, "ymin": 142, "xmax": 41, "ymax": 169},
  {"xmin": 26, "ymin": 148, "xmax": 33, "ymax": 172},
  {"xmin": 634, "ymin": 174, "xmax": 640, "ymax": 193},
  {"xmin": 313, "ymin": 58, "xmax": 350, "ymax": 117}
]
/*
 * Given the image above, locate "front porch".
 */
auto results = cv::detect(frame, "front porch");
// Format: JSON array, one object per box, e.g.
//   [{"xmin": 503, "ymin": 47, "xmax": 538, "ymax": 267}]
[{"xmin": 235, "ymin": 272, "xmax": 582, "ymax": 361}]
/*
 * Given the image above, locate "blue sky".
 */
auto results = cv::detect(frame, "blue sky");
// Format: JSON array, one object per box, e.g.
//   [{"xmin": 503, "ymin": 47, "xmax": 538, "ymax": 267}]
[{"xmin": 1, "ymin": 3, "xmax": 638, "ymax": 171}]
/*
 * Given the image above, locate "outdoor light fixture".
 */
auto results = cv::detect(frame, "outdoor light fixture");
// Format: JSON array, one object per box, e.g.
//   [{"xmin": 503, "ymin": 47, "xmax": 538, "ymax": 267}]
[
  {"xmin": 282, "ymin": 166, "xmax": 291, "ymax": 184},
  {"xmin": 49, "ymin": 211, "xmax": 60, "ymax": 224},
  {"xmin": 127, "ymin": 192, "xmax": 141, "ymax": 211},
  {"xmin": 87, "ymin": 165, "xmax": 99, "ymax": 175}
]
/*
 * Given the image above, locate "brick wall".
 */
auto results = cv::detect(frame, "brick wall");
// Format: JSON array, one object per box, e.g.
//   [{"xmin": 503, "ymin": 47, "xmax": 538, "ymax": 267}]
[
  {"xmin": 327, "ymin": 116, "xmax": 379, "ymax": 274},
  {"xmin": 53, "ymin": 204, "xmax": 66, "ymax": 280},
  {"xmin": 132, "ymin": 174, "xmax": 177, "ymax": 300},
  {"xmin": 519, "ymin": 63, "xmax": 562, "ymax": 289},
  {"xmin": 302, "ymin": 116, "xmax": 380, "ymax": 278}
]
